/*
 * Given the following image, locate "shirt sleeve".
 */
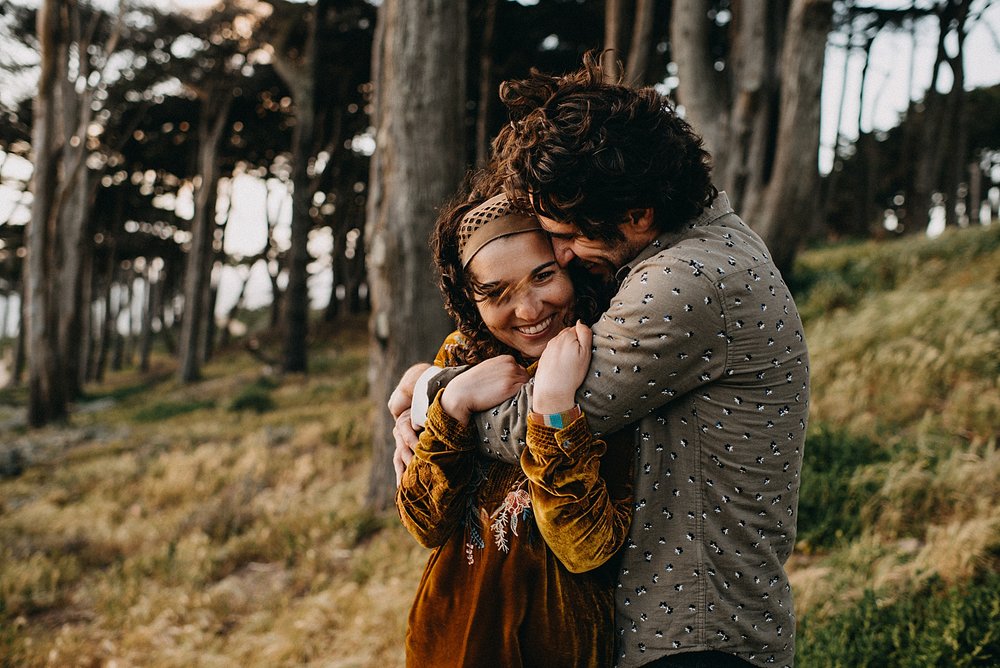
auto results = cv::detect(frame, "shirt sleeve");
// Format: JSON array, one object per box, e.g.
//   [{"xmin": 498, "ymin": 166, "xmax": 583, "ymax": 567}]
[
  {"xmin": 395, "ymin": 391, "xmax": 478, "ymax": 549},
  {"xmin": 463, "ymin": 254, "xmax": 730, "ymax": 463},
  {"xmin": 574, "ymin": 257, "xmax": 728, "ymax": 430},
  {"xmin": 521, "ymin": 415, "xmax": 634, "ymax": 573}
]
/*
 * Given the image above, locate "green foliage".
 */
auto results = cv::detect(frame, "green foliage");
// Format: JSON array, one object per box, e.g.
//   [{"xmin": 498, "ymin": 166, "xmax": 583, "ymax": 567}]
[
  {"xmin": 797, "ymin": 426, "xmax": 890, "ymax": 551},
  {"xmin": 133, "ymin": 399, "xmax": 215, "ymax": 422},
  {"xmin": 228, "ymin": 386, "xmax": 276, "ymax": 414},
  {"xmin": 81, "ymin": 373, "xmax": 171, "ymax": 404},
  {"xmin": 352, "ymin": 511, "xmax": 386, "ymax": 546},
  {"xmin": 797, "ymin": 573, "xmax": 1000, "ymax": 667},
  {"xmin": 791, "ymin": 224, "xmax": 1000, "ymax": 323}
]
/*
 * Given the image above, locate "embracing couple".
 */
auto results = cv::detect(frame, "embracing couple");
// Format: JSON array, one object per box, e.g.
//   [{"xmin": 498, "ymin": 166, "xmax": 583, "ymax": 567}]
[{"xmin": 388, "ymin": 53, "xmax": 810, "ymax": 668}]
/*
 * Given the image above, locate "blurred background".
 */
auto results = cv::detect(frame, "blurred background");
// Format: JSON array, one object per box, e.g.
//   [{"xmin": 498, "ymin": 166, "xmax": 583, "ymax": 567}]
[{"xmin": 1, "ymin": 1, "xmax": 998, "ymax": 666}]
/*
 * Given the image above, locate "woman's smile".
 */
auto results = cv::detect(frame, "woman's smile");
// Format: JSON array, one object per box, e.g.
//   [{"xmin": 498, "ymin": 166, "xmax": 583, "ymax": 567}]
[{"xmin": 515, "ymin": 314, "xmax": 556, "ymax": 337}]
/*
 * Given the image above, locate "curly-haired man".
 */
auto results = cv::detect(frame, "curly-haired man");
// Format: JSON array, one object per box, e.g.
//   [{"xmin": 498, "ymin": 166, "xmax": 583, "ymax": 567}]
[{"xmin": 392, "ymin": 53, "xmax": 810, "ymax": 668}]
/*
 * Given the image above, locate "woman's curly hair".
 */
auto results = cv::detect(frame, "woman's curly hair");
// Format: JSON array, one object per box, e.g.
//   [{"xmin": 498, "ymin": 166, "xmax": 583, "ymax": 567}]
[
  {"xmin": 490, "ymin": 51, "xmax": 717, "ymax": 242},
  {"xmin": 431, "ymin": 185, "xmax": 613, "ymax": 366}
]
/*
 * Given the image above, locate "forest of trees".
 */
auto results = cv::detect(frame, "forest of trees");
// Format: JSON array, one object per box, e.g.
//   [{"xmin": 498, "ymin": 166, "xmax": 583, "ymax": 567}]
[{"xmin": 0, "ymin": 0, "xmax": 998, "ymax": 507}]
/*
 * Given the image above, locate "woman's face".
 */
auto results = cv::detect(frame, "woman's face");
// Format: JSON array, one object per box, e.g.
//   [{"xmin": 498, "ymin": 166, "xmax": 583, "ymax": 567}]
[{"xmin": 467, "ymin": 231, "xmax": 575, "ymax": 360}]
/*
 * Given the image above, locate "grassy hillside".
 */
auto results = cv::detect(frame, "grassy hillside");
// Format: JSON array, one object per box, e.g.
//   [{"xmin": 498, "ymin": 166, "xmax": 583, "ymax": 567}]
[
  {"xmin": 789, "ymin": 224, "xmax": 1000, "ymax": 666},
  {"xmin": 1, "ymin": 224, "xmax": 998, "ymax": 667}
]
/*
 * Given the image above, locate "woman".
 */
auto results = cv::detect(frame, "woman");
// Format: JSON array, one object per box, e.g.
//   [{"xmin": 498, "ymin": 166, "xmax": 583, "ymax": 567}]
[{"xmin": 396, "ymin": 192, "xmax": 633, "ymax": 668}]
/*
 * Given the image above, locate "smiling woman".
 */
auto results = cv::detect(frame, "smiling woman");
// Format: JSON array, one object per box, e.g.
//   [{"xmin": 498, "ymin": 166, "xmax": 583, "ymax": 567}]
[{"xmin": 393, "ymin": 191, "xmax": 633, "ymax": 667}]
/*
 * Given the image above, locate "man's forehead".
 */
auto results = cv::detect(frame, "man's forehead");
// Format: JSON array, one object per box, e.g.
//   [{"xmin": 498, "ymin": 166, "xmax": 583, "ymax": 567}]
[{"xmin": 537, "ymin": 215, "xmax": 579, "ymax": 235}]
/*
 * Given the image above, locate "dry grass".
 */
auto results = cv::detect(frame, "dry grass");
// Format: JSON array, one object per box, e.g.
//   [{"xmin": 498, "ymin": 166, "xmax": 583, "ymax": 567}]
[
  {"xmin": 0, "ymin": 318, "xmax": 426, "ymax": 667},
  {"xmin": 2, "ymin": 226, "xmax": 999, "ymax": 665},
  {"xmin": 789, "ymin": 224, "xmax": 1000, "ymax": 625}
]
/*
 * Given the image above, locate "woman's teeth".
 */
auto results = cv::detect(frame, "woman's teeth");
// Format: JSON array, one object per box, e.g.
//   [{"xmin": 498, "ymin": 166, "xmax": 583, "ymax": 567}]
[{"xmin": 516, "ymin": 315, "xmax": 554, "ymax": 336}]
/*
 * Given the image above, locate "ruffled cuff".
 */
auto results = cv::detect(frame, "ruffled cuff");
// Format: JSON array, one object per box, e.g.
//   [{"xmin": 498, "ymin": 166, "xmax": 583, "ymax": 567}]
[
  {"xmin": 424, "ymin": 389, "xmax": 476, "ymax": 451},
  {"xmin": 526, "ymin": 413, "xmax": 592, "ymax": 460}
]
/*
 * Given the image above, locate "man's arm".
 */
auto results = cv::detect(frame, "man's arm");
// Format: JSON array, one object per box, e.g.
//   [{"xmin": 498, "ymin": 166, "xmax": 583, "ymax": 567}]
[{"xmin": 464, "ymin": 254, "xmax": 729, "ymax": 462}]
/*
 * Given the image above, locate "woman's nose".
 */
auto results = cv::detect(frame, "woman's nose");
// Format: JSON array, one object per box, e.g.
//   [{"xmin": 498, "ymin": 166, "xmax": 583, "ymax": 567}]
[{"xmin": 514, "ymin": 290, "xmax": 543, "ymax": 320}]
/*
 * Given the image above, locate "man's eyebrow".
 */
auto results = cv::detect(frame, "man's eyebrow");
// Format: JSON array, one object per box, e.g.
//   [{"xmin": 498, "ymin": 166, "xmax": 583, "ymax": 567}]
[{"xmin": 545, "ymin": 231, "xmax": 576, "ymax": 240}]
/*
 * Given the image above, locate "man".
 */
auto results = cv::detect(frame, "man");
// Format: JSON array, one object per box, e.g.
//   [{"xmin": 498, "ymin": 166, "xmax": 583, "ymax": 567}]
[{"xmin": 391, "ymin": 54, "xmax": 809, "ymax": 668}]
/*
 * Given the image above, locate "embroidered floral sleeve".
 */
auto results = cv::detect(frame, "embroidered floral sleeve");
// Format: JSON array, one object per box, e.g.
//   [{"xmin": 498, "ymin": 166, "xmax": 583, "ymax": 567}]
[
  {"xmin": 396, "ymin": 333, "xmax": 479, "ymax": 549},
  {"xmin": 396, "ymin": 390, "xmax": 478, "ymax": 548},
  {"xmin": 521, "ymin": 415, "xmax": 634, "ymax": 573}
]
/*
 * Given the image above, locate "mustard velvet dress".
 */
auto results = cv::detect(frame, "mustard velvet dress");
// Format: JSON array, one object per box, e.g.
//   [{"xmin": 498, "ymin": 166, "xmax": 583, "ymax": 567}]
[{"xmin": 396, "ymin": 332, "xmax": 634, "ymax": 668}]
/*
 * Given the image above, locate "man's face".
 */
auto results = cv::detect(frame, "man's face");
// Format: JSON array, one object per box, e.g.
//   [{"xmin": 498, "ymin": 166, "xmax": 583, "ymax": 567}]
[{"xmin": 537, "ymin": 212, "xmax": 654, "ymax": 278}]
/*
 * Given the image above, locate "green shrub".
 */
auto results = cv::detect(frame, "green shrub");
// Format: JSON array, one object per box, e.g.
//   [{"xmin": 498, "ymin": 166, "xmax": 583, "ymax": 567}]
[
  {"xmin": 228, "ymin": 387, "xmax": 275, "ymax": 414},
  {"xmin": 791, "ymin": 224, "xmax": 1000, "ymax": 323},
  {"xmin": 797, "ymin": 573, "xmax": 1000, "ymax": 667},
  {"xmin": 251, "ymin": 374, "xmax": 280, "ymax": 391},
  {"xmin": 797, "ymin": 426, "xmax": 890, "ymax": 551},
  {"xmin": 133, "ymin": 399, "xmax": 215, "ymax": 422}
]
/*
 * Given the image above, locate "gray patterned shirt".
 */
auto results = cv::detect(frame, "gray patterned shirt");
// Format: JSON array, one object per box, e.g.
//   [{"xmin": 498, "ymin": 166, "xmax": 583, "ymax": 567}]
[{"xmin": 429, "ymin": 193, "xmax": 810, "ymax": 668}]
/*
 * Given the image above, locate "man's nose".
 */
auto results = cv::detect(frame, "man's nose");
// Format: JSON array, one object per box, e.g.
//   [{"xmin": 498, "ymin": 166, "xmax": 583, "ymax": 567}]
[{"xmin": 551, "ymin": 238, "xmax": 575, "ymax": 267}]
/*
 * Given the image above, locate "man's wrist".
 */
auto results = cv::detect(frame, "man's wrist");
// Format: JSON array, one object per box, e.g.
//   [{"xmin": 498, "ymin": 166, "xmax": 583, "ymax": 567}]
[{"xmin": 410, "ymin": 365, "xmax": 443, "ymax": 428}]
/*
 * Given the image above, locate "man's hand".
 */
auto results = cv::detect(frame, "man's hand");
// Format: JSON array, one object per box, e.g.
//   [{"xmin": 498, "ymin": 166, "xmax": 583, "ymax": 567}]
[
  {"xmin": 393, "ymin": 408, "xmax": 419, "ymax": 486},
  {"xmin": 388, "ymin": 362, "xmax": 432, "ymax": 419},
  {"xmin": 389, "ymin": 363, "xmax": 431, "ymax": 487},
  {"xmin": 440, "ymin": 355, "xmax": 530, "ymax": 424}
]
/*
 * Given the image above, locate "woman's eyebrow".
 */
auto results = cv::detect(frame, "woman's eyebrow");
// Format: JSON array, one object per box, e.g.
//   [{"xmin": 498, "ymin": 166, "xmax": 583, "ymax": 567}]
[
  {"xmin": 476, "ymin": 277, "xmax": 507, "ymax": 292},
  {"xmin": 531, "ymin": 261, "xmax": 558, "ymax": 275}
]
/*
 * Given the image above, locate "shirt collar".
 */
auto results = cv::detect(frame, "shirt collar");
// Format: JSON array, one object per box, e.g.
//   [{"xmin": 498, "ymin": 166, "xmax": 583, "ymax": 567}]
[{"xmin": 615, "ymin": 191, "xmax": 733, "ymax": 283}]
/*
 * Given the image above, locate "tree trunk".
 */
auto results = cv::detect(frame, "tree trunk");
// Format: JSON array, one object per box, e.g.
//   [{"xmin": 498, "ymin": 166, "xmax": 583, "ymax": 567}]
[
  {"xmin": 943, "ymin": 5, "xmax": 968, "ymax": 230},
  {"xmin": 625, "ymin": 0, "xmax": 656, "ymax": 85},
  {"xmin": 268, "ymin": 265, "xmax": 282, "ymax": 329},
  {"xmin": 365, "ymin": 0, "xmax": 467, "ymax": 510},
  {"xmin": 178, "ymin": 95, "xmax": 231, "ymax": 383},
  {"xmin": 325, "ymin": 221, "xmax": 349, "ymax": 322},
  {"xmin": 474, "ymin": 0, "xmax": 498, "ymax": 166},
  {"xmin": 968, "ymin": 161, "xmax": 982, "ymax": 225},
  {"xmin": 671, "ymin": 0, "xmax": 730, "ymax": 171},
  {"xmin": 907, "ymin": 2, "xmax": 970, "ymax": 235},
  {"xmin": 139, "ymin": 263, "xmax": 156, "ymax": 373},
  {"xmin": 26, "ymin": 0, "xmax": 68, "ymax": 426},
  {"xmin": 271, "ymin": 2, "xmax": 321, "ymax": 374},
  {"xmin": 753, "ymin": 0, "xmax": 832, "ymax": 274},
  {"xmin": 93, "ymin": 252, "xmax": 115, "ymax": 383},
  {"xmin": 603, "ymin": 0, "xmax": 628, "ymax": 82},
  {"xmin": 819, "ymin": 17, "xmax": 860, "ymax": 235},
  {"xmin": 12, "ymin": 285, "xmax": 26, "ymax": 387},
  {"xmin": 0, "ymin": 293, "xmax": 8, "ymax": 351},
  {"xmin": 673, "ymin": 1, "xmax": 829, "ymax": 274},
  {"xmin": 123, "ymin": 271, "xmax": 136, "ymax": 368},
  {"xmin": 280, "ymin": 94, "xmax": 316, "ymax": 373},
  {"xmin": 201, "ymin": 260, "xmax": 218, "ymax": 364}
]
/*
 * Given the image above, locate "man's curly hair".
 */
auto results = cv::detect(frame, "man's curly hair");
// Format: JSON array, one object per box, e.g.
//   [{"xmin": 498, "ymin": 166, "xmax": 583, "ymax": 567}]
[
  {"xmin": 431, "ymin": 187, "xmax": 613, "ymax": 366},
  {"xmin": 491, "ymin": 51, "xmax": 717, "ymax": 242}
]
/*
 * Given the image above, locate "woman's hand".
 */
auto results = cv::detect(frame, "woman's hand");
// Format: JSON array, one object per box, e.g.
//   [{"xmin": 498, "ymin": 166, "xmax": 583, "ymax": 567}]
[
  {"xmin": 532, "ymin": 321, "xmax": 592, "ymax": 415},
  {"xmin": 440, "ymin": 355, "xmax": 530, "ymax": 424}
]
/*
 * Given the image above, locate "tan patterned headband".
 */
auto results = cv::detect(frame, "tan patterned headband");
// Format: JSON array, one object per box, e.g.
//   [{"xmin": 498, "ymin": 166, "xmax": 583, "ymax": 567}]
[{"xmin": 458, "ymin": 193, "xmax": 541, "ymax": 268}]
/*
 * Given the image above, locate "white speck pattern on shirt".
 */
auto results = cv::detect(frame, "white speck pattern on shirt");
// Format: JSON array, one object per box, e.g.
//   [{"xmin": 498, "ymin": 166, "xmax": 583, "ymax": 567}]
[{"xmin": 464, "ymin": 193, "xmax": 809, "ymax": 668}]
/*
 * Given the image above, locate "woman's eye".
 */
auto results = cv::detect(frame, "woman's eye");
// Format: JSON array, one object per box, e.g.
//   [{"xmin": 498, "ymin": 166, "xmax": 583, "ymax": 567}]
[
  {"xmin": 535, "ymin": 270, "xmax": 555, "ymax": 282},
  {"xmin": 486, "ymin": 288, "xmax": 508, "ymax": 303}
]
